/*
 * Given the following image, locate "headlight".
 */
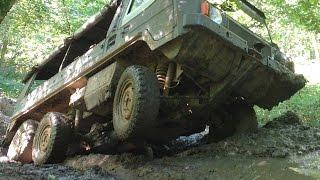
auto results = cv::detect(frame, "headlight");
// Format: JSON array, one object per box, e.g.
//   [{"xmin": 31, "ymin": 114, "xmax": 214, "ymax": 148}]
[
  {"xmin": 209, "ymin": 6, "xmax": 223, "ymax": 24},
  {"xmin": 201, "ymin": 1, "xmax": 223, "ymax": 24}
]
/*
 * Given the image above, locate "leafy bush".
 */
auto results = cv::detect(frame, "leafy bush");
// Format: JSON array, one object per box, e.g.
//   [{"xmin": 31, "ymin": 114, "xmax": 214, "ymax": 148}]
[
  {"xmin": 255, "ymin": 84, "xmax": 320, "ymax": 126},
  {"xmin": 0, "ymin": 73, "xmax": 23, "ymax": 98}
]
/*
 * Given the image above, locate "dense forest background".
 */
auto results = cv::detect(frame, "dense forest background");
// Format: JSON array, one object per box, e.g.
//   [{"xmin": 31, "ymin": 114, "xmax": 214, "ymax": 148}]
[
  {"xmin": 0, "ymin": 0, "xmax": 16, "ymax": 22},
  {"xmin": 0, "ymin": 0, "xmax": 110, "ymax": 96},
  {"xmin": 0, "ymin": 0, "xmax": 319, "ymax": 97}
]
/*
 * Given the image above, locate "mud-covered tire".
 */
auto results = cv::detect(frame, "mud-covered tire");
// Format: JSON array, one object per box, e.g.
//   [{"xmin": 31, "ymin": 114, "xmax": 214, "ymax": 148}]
[
  {"xmin": 32, "ymin": 112, "xmax": 72, "ymax": 165},
  {"xmin": 208, "ymin": 109, "xmax": 234, "ymax": 142},
  {"xmin": 7, "ymin": 120, "xmax": 38, "ymax": 163},
  {"xmin": 113, "ymin": 65, "xmax": 160, "ymax": 140},
  {"xmin": 209, "ymin": 101, "xmax": 258, "ymax": 142},
  {"xmin": 230, "ymin": 102, "xmax": 258, "ymax": 133}
]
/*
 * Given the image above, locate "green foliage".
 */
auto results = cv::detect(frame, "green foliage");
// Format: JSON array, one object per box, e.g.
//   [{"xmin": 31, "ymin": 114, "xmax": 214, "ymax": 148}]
[
  {"xmin": 0, "ymin": 0, "xmax": 110, "ymax": 97},
  {"xmin": 0, "ymin": 72, "xmax": 23, "ymax": 98},
  {"xmin": 256, "ymin": 85, "xmax": 320, "ymax": 126},
  {"xmin": 0, "ymin": 0, "xmax": 15, "ymax": 22},
  {"xmin": 261, "ymin": 0, "xmax": 320, "ymax": 33},
  {"xmin": 227, "ymin": 0, "xmax": 319, "ymax": 62}
]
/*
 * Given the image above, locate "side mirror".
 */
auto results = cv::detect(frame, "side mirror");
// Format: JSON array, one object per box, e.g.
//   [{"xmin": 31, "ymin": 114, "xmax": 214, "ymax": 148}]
[
  {"xmin": 236, "ymin": 0, "xmax": 266, "ymax": 24},
  {"xmin": 234, "ymin": 0, "xmax": 274, "ymax": 43}
]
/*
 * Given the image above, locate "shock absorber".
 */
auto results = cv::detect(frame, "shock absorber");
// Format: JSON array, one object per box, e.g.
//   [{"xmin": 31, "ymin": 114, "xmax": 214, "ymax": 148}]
[
  {"xmin": 156, "ymin": 62, "xmax": 175, "ymax": 96},
  {"xmin": 156, "ymin": 63, "xmax": 169, "ymax": 89}
]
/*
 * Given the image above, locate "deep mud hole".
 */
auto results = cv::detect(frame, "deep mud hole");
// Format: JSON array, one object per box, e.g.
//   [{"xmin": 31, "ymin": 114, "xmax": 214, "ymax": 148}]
[{"xmin": 1, "ymin": 95, "xmax": 320, "ymax": 179}]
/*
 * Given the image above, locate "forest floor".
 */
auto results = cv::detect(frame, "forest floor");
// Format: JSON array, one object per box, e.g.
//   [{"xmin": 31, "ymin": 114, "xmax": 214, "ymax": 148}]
[{"xmin": 1, "ymin": 61, "xmax": 320, "ymax": 179}]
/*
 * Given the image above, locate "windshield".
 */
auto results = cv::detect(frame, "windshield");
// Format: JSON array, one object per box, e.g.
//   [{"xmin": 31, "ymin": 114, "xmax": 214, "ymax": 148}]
[
  {"xmin": 208, "ymin": 0, "xmax": 266, "ymax": 23},
  {"xmin": 208, "ymin": 0, "xmax": 271, "ymax": 42}
]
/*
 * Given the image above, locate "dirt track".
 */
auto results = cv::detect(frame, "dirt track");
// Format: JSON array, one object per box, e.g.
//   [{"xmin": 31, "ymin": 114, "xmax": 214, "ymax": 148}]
[{"xmin": 1, "ymin": 95, "xmax": 320, "ymax": 179}]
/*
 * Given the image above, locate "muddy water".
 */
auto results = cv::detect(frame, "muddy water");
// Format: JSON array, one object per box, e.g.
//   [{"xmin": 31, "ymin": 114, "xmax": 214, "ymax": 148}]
[
  {"xmin": 151, "ymin": 154, "xmax": 314, "ymax": 179},
  {"xmin": 290, "ymin": 151, "xmax": 320, "ymax": 179},
  {"xmin": 64, "ymin": 151, "xmax": 319, "ymax": 179}
]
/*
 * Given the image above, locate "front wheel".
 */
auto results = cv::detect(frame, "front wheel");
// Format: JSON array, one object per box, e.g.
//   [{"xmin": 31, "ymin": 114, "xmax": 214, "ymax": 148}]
[
  {"xmin": 230, "ymin": 101, "xmax": 258, "ymax": 133},
  {"xmin": 209, "ymin": 100, "xmax": 258, "ymax": 142},
  {"xmin": 113, "ymin": 65, "xmax": 160, "ymax": 140},
  {"xmin": 32, "ymin": 112, "xmax": 72, "ymax": 165}
]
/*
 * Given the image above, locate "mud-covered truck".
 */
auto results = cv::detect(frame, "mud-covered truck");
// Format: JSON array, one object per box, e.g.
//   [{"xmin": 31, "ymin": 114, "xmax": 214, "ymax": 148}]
[{"xmin": 2, "ymin": 0, "xmax": 305, "ymax": 164}]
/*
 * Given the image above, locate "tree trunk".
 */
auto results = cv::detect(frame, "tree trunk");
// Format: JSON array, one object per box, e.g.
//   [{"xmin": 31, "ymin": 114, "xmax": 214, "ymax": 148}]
[
  {"xmin": 0, "ymin": 38, "xmax": 9, "ymax": 67},
  {"xmin": 0, "ymin": 0, "xmax": 16, "ymax": 23},
  {"xmin": 313, "ymin": 33, "xmax": 320, "ymax": 61}
]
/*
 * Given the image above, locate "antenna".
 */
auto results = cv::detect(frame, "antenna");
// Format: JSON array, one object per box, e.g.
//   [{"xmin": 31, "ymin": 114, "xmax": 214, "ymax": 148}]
[{"xmin": 264, "ymin": 20, "xmax": 273, "ymax": 44}]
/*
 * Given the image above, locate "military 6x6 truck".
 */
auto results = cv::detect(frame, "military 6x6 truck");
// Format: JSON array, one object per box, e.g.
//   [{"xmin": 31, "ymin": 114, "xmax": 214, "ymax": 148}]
[{"xmin": 2, "ymin": 0, "xmax": 306, "ymax": 164}]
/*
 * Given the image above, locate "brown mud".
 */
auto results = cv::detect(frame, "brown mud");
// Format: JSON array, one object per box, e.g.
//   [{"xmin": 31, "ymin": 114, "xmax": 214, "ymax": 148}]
[
  {"xmin": 1, "ymin": 94, "xmax": 320, "ymax": 179},
  {"xmin": 63, "ymin": 112, "xmax": 320, "ymax": 179}
]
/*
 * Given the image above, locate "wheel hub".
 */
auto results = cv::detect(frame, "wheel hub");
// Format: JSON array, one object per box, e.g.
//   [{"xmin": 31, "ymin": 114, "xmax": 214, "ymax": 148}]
[
  {"xmin": 39, "ymin": 126, "xmax": 51, "ymax": 152},
  {"xmin": 120, "ymin": 82, "xmax": 134, "ymax": 120}
]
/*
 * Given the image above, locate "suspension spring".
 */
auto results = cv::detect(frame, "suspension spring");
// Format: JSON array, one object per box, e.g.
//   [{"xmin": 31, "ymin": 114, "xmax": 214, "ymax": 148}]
[{"xmin": 156, "ymin": 63, "xmax": 169, "ymax": 89}]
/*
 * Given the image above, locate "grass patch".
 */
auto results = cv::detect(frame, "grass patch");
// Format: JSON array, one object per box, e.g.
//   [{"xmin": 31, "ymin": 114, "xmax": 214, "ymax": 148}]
[{"xmin": 255, "ymin": 84, "xmax": 320, "ymax": 126}]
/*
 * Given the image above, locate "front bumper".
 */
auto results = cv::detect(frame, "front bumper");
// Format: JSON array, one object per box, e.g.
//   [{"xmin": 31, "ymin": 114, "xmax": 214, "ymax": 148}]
[{"xmin": 175, "ymin": 14, "xmax": 306, "ymax": 109}]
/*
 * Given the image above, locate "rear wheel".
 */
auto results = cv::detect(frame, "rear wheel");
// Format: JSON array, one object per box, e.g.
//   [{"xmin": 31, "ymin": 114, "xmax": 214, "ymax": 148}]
[
  {"xmin": 113, "ymin": 65, "xmax": 160, "ymax": 140},
  {"xmin": 7, "ymin": 120, "xmax": 38, "ymax": 163},
  {"xmin": 32, "ymin": 112, "xmax": 72, "ymax": 165}
]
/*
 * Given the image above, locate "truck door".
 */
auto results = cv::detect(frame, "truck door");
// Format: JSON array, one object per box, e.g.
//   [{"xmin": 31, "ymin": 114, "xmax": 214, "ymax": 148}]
[{"xmin": 120, "ymin": 0, "xmax": 176, "ymax": 44}]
